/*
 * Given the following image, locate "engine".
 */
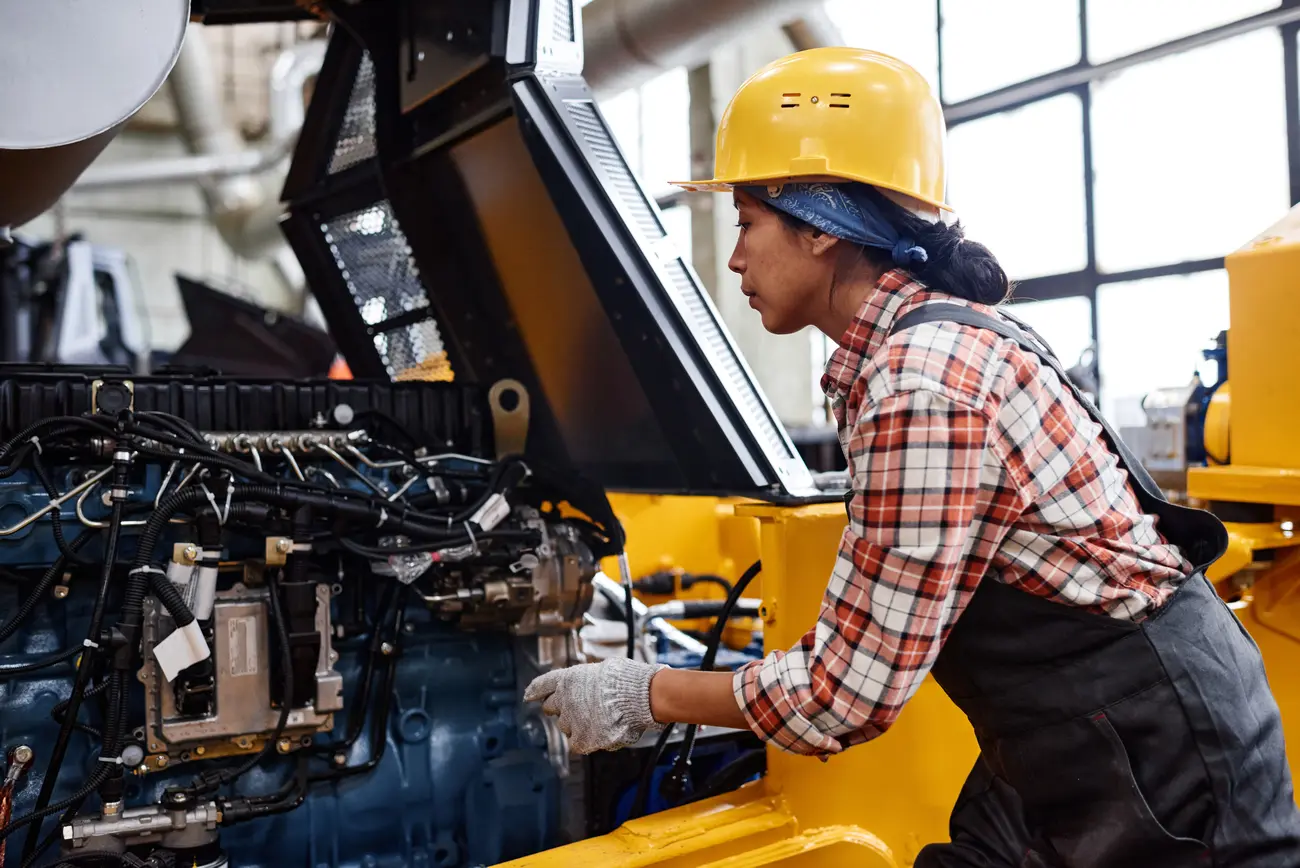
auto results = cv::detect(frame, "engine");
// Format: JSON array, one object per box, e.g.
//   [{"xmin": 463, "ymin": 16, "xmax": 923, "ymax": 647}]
[{"xmin": 0, "ymin": 370, "xmax": 616, "ymax": 868}]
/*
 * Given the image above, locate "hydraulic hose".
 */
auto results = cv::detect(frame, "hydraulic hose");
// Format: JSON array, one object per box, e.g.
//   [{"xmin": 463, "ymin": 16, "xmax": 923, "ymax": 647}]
[
  {"xmin": 629, "ymin": 559, "xmax": 762, "ymax": 819},
  {"xmin": 19, "ymin": 455, "xmax": 131, "ymax": 864}
]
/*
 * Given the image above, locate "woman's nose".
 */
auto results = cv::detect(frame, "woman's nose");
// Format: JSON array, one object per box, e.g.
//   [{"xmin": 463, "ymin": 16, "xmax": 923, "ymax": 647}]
[{"xmin": 728, "ymin": 236, "xmax": 745, "ymax": 275}]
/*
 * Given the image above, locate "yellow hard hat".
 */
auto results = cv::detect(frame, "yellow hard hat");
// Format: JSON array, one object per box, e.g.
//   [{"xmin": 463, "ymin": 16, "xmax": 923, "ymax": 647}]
[{"xmin": 672, "ymin": 47, "xmax": 950, "ymax": 216}]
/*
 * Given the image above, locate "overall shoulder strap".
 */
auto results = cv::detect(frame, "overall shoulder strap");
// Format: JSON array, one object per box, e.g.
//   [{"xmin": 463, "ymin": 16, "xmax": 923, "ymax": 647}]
[{"xmin": 889, "ymin": 303, "xmax": 1227, "ymax": 570}]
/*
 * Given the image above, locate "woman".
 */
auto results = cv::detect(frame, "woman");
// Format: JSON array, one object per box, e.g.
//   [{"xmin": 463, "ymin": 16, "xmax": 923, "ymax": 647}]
[{"xmin": 525, "ymin": 47, "xmax": 1300, "ymax": 866}]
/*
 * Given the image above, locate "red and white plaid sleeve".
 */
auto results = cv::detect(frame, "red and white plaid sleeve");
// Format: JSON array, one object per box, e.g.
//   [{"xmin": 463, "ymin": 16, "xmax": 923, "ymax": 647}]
[{"xmin": 733, "ymin": 387, "xmax": 1019, "ymax": 755}]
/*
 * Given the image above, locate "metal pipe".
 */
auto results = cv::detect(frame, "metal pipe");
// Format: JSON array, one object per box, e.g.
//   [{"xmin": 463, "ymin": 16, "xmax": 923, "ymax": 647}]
[
  {"xmin": 582, "ymin": 0, "xmax": 822, "ymax": 97},
  {"xmin": 945, "ymin": 5, "xmax": 1300, "ymax": 124},
  {"xmin": 0, "ymin": 469, "xmax": 112, "ymax": 537},
  {"xmin": 781, "ymin": 8, "xmax": 844, "ymax": 52}
]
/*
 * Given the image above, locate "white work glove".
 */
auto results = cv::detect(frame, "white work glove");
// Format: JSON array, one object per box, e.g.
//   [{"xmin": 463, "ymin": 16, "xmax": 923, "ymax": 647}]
[{"xmin": 523, "ymin": 658, "xmax": 667, "ymax": 755}]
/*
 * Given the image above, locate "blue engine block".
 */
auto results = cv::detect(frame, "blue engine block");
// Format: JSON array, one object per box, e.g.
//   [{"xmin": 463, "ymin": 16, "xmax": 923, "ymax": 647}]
[{"xmin": 0, "ymin": 459, "xmax": 562, "ymax": 868}]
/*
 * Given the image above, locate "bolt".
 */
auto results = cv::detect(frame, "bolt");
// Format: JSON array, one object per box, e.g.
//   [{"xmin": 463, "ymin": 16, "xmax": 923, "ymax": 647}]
[
  {"xmin": 333, "ymin": 752, "xmax": 347, "ymax": 766},
  {"xmin": 52, "ymin": 586, "xmax": 69, "ymax": 600},
  {"xmin": 155, "ymin": 756, "xmax": 168, "ymax": 768},
  {"xmin": 194, "ymin": 746, "xmax": 205, "ymax": 756},
  {"xmin": 275, "ymin": 538, "xmax": 293, "ymax": 555},
  {"xmin": 12, "ymin": 745, "xmax": 33, "ymax": 766},
  {"xmin": 171, "ymin": 792, "xmax": 186, "ymax": 803},
  {"xmin": 380, "ymin": 642, "xmax": 394, "ymax": 656},
  {"xmin": 183, "ymin": 544, "xmax": 200, "ymax": 562},
  {"xmin": 277, "ymin": 738, "xmax": 292, "ymax": 754}
]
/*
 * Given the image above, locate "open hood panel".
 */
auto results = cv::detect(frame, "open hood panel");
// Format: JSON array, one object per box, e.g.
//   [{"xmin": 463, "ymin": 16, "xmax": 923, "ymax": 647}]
[{"xmin": 278, "ymin": 0, "xmax": 815, "ymax": 498}]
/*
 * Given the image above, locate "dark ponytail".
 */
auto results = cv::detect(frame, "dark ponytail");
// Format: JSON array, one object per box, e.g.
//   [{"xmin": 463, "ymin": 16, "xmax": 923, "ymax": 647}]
[{"xmin": 859, "ymin": 186, "xmax": 1010, "ymax": 305}]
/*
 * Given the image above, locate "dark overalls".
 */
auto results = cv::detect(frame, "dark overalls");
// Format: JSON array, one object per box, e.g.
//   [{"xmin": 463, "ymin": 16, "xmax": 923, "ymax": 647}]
[{"xmin": 879, "ymin": 304, "xmax": 1300, "ymax": 867}]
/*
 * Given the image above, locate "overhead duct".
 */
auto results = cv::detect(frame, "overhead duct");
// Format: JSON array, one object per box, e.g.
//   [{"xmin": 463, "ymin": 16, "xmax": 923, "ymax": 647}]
[
  {"xmin": 74, "ymin": 27, "xmax": 325, "ymax": 263},
  {"xmin": 782, "ymin": 8, "xmax": 845, "ymax": 52},
  {"xmin": 582, "ymin": 0, "xmax": 823, "ymax": 97}
]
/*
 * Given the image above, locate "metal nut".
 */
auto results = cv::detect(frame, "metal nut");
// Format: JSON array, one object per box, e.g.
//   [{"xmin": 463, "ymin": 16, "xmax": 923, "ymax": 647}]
[
  {"xmin": 276, "ymin": 738, "xmax": 292, "ymax": 754},
  {"xmin": 52, "ymin": 586, "xmax": 69, "ymax": 600},
  {"xmin": 333, "ymin": 752, "xmax": 348, "ymax": 766},
  {"xmin": 155, "ymin": 756, "xmax": 168, "ymax": 768}
]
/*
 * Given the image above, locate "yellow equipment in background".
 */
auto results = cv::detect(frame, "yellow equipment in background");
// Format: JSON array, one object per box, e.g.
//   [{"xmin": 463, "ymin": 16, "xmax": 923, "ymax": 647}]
[
  {"xmin": 1186, "ymin": 204, "xmax": 1300, "ymax": 789},
  {"xmin": 503, "ymin": 204, "xmax": 1300, "ymax": 868}
]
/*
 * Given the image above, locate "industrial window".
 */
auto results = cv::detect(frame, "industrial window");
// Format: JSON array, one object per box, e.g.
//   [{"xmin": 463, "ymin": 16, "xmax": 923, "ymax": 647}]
[
  {"xmin": 934, "ymin": 2, "xmax": 1298, "ymax": 424},
  {"xmin": 939, "ymin": 0, "xmax": 1081, "ymax": 102},
  {"xmin": 1003, "ymin": 296, "xmax": 1094, "ymax": 372},
  {"xmin": 947, "ymin": 93, "xmax": 1088, "ymax": 280},
  {"xmin": 1096, "ymin": 270, "xmax": 1230, "ymax": 426},
  {"xmin": 1086, "ymin": 0, "xmax": 1279, "ymax": 63},
  {"xmin": 1091, "ymin": 29, "xmax": 1288, "ymax": 273},
  {"xmin": 824, "ymin": 0, "xmax": 939, "ymax": 92}
]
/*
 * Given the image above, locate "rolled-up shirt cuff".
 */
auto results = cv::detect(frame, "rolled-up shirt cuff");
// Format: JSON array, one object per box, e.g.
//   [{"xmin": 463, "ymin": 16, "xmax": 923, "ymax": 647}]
[{"xmin": 732, "ymin": 656, "xmax": 843, "ymax": 756}]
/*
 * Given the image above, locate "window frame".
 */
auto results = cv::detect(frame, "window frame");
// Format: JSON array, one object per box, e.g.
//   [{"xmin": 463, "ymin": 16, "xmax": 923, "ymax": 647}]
[{"xmin": 936, "ymin": 0, "xmax": 1300, "ymax": 397}]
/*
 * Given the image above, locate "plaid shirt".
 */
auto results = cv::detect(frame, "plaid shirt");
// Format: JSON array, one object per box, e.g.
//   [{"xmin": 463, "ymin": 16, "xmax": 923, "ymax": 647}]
[{"xmin": 734, "ymin": 270, "xmax": 1191, "ymax": 756}]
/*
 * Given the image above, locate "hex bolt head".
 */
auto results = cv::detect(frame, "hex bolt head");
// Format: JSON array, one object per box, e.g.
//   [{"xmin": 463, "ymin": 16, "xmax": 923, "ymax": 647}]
[
  {"xmin": 380, "ymin": 642, "xmax": 395, "ymax": 656},
  {"xmin": 276, "ymin": 738, "xmax": 292, "ymax": 754},
  {"xmin": 156, "ymin": 756, "xmax": 168, "ymax": 768},
  {"xmin": 183, "ymin": 544, "xmax": 200, "ymax": 562},
  {"xmin": 171, "ymin": 792, "xmax": 186, "ymax": 803},
  {"xmin": 194, "ymin": 746, "xmax": 206, "ymax": 756},
  {"xmin": 52, "ymin": 586, "xmax": 69, "ymax": 600},
  {"xmin": 333, "ymin": 752, "xmax": 348, "ymax": 766},
  {"xmin": 275, "ymin": 538, "xmax": 293, "ymax": 555}
]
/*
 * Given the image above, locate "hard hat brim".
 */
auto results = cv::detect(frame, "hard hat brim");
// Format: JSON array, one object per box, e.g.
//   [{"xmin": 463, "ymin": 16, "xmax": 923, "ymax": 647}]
[{"xmin": 670, "ymin": 174, "xmax": 957, "ymax": 222}]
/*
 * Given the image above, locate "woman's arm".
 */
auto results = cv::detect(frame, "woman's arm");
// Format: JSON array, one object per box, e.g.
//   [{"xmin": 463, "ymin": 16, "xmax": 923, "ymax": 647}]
[{"xmin": 649, "ymin": 668, "xmax": 748, "ymax": 729}]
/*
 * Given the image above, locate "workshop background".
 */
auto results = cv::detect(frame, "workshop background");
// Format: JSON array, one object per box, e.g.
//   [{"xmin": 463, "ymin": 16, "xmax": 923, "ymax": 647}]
[{"xmin": 13, "ymin": 0, "xmax": 1288, "ymax": 457}]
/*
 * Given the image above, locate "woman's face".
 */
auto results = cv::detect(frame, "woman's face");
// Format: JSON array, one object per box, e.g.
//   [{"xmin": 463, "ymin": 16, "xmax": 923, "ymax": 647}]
[{"xmin": 727, "ymin": 190, "xmax": 836, "ymax": 335}]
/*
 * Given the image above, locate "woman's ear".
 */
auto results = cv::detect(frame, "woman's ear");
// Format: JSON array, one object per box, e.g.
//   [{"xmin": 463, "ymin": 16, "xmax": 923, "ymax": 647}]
[{"xmin": 805, "ymin": 230, "xmax": 841, "ymax": 258}]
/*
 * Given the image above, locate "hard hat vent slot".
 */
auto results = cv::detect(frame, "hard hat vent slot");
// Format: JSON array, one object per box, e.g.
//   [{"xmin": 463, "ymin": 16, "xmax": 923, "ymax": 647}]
[
  {"xmin": 781, "ymin": 103, "xmax": 799, "ymax": 108},
  {"xmin": 830, "ymin": 92, "xmax": 851, "ymax": 108}
]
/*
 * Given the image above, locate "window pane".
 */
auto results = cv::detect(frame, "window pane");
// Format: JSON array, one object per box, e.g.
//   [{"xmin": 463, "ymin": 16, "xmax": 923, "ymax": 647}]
[
  {"xmin": 1092, "ymin": 30, "xmax": 1288, "ymax": 273},
  {"xmin": 1003, "ymin": 296, "xmax": 1093, "ymax": 368},
  {"xmin": 660, "ymin": 204, "xmax": 693, "ymax": 266},
  {"xmin": 637, "ymin": 67, "xmax": 690, "ymax": 196},
  {"xmin": 947, "ymin": 94, "xmax": 1087, "ymax": 280},
  {"xmin": 824, "ymin": 0, "xmax": 940, "ymax": 94},
  {"xmin": 940, "ymin": 0, "xmax": 1080, "ymax": 103},
  {"xmin": 1087, "ymin": 0, "xmax": 1277, "ymax": 63},
  {"xmin": 1096, "ymin": 270, "xmax": 1229, "ymax": 427}
]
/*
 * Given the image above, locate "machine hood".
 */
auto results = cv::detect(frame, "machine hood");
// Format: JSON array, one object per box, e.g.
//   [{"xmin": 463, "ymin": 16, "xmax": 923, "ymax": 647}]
[{"xmin": 275, "ymin": 0, "xmax": 815, "ymax": 498}]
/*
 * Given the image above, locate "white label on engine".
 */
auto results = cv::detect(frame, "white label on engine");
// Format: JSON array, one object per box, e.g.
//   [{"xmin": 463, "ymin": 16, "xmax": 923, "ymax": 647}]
[
  {"xmin": 154, "ymin": 621, "xmax": 211, "ymax": 683},
  {"xmin": 228, "ymin": 616, "xmax": 259, "ymax": 677},
  {"xmin": 471, "ymin": 493, "xmax": 511, "ymax": 531}
]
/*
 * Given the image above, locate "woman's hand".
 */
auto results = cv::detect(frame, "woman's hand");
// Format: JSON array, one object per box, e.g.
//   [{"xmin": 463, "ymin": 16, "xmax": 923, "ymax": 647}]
[{"xmin": 524, "ymin": 658, "xmax": 666, "ymax": 754}]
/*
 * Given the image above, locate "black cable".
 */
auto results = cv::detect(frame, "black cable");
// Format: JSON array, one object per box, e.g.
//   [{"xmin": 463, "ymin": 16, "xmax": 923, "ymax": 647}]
[
  {"xmin": 50, "ymin": 851, "xmax": 147, "ymax": 867},
  {"xmin": 1, "ymin": 671, "xmax": 128, "ymax": 847},
  {"xmin": 0, "ymin": 646, "xmax": 82, "ymax": 679},
  {"xmin": 680, "ymin": 574, "xmax": 734, "ymax": 596},
  {"xmin": 313, "ymin": 583, "xmax": 399, "ymax": 757},
  {"xmin": 29, "ymin": 447, "xmax": 94, "ymax": 566},
  {"xmin": 19, "ymin": 459, "xmax": 130, "ymax": 864},
  {"xmin": 629, "ymin": 559, "xmax": 762, "ymax": 818},
  {"xmin": 676, "ymin": 749, "xmax": 766, "ymax": 806},
  {"xmin": 625, "ymin": 575, "xmax": 636, "ymax": 660},
  {"xmin": 0, "ymin": 529, "xmax": 96, "ymax": 646},
  {"xmin": 51, "ymin": 679, "xmax": 110, "ymax": 740},
  {"xmin": 181, "ymin": 569, "xmax": 293, "ymax": 798}
]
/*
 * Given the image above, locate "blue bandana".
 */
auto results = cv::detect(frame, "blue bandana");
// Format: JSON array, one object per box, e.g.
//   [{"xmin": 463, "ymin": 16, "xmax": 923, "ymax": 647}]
[{"xmin": 738, "ymin": 182, "xmax": 929, "ymax": 268}]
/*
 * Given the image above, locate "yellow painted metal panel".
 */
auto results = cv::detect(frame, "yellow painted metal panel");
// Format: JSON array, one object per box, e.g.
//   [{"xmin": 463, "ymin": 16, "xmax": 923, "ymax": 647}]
[
  {"xmin": 1188, "ymin": 465, "xmax": 1300, "ymax": 506},
  {"xmin": 1224, "ymin": 206, "xmax": 1300, "ymax": 469}
]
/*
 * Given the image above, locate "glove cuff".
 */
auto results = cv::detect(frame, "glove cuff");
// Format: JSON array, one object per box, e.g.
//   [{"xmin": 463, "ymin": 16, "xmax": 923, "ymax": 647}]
[{"xmin": 604, "ymin": 658, "xmax": 668, "ymax": 734}]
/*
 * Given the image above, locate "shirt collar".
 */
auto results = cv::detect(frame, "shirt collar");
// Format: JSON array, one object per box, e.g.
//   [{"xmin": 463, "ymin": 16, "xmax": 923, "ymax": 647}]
[{"xmin": 820, "ymin": 269, "xmax": 961, "ymax": 402}]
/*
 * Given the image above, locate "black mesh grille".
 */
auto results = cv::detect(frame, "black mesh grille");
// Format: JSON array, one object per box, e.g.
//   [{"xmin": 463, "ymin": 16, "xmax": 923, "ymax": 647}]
[
  {"xmin": 321, "ymin": 201, "xmax": 451, "ymax": 379},
  {"xmin": 664, "ymin": 260, "xmax": 791, "ymax": 458},
  {"xmin": 330, "ymin": 53, "xmax": 377, "ymax": 173},
  {"xmin": 552, "ymin": 0, "xmax": 574, "ymax": 42},
  {"xmin": 380, "ymin": 320, "xmax": 452, "ymax": 381},
  {"xmin": 564, "ymin": 100, "xmax": 662, "ymax": 242}
]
